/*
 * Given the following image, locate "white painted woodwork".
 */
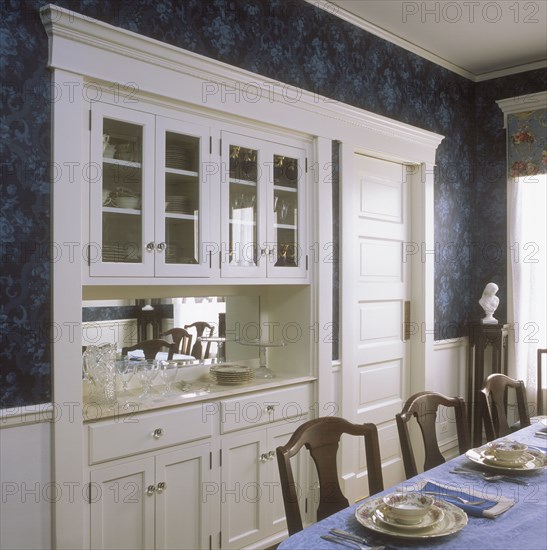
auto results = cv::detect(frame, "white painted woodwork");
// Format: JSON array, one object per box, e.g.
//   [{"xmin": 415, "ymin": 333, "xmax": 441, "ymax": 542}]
[
  {"xmin": 88, "ymin": 403, "xmax": 212, "ymax": 464},
  {"xmin": 155, "ymin": 444, "xmax": 215, "ymax": 550},
  {"xmin": 90, "ymin": 458, "xmax": 155, "ymax": 550},
  {"xmin": 41, "ymin": 5, "xmax": 443, "ymax": 547}
]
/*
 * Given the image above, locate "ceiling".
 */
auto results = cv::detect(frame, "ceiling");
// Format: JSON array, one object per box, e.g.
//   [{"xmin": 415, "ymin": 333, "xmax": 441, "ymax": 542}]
[{"xmin": 317, "ymin": 0, "xmax": 547, "ymax": 81}]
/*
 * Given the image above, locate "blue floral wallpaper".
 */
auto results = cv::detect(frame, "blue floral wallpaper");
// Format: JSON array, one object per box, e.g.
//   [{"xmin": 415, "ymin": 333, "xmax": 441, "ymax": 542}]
[{"xmin": 0, "ymin": 0, "xmax": 545, "ymax": 407}]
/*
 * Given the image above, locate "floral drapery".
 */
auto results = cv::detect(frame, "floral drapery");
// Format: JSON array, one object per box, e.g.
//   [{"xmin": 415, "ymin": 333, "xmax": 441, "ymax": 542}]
[
  {"xmin": 507, "ymin": 107, "xmax": 546, "ymax": 412},
  {"xmin": 508, "ymin": 108, "xmax": 547, "ymax": 177}
]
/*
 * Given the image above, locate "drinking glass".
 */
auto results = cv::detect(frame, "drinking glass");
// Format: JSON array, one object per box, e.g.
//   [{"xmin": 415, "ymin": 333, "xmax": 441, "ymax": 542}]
[
  {"xmin": 136, "ymin": 359, "xmax": 159, "ymax": 401},
  {"xmin": 116, "ymin": 358, "xmax": 136, "ymax": 403},
  {"xmin": 159, "ymin": 361, "xmax": 179, "ymax": 397}
]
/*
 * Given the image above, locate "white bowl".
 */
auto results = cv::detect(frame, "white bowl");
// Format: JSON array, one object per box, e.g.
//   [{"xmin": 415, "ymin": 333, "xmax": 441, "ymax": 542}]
[
  {"xmin": 382, "ymin": 492, "xmax": 434, "ymax": 525},
  {"xmin": 116, "ymin": 196, "xmax": 140, "ymax": 209},
  {"xmin": 487, "ymin": 439, "xmax": 527, "ymax": 462}
]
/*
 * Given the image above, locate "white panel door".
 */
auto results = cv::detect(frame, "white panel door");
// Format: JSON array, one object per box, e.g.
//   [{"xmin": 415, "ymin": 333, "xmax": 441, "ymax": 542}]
[
  {"xmin": 350, "ymin": 154, "xmax": 410, "ymax": 489},
  {"xmin": 90, "ymin": 458, "xmax": 155, "ymax": 550},
  {"xmin": 155, "ymin": 443, "xmax": 217, "ymax": 550}
]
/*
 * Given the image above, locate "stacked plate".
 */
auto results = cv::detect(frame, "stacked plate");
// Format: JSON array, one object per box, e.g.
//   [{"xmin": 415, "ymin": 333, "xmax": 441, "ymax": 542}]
[
  {"xmin": 101, "ymin": 245, "xmax": 136, "ymax": 263},
  {"xmin": 166, "ymin": 146, "xmax": 188, "ymax": 170},
  {"xmin": 166, "ymin": 195, "xmax": 192, "ymax": 214},
  {"xmin": 210, "ymin": 365, "xmax": 255, "ymax": 385}
]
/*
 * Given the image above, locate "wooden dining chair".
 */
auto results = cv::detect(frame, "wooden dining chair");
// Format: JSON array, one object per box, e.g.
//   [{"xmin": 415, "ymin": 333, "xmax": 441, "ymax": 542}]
[
  {"xmin": 480, "ymin": 373, "xmax": 531, "ymax": 441},
  {"xmin": 276, "ymin": 416, "xmax": 384, "ymax": 536},
  {"xmin": 396, "ymin": 391, "xmax": 470, "ymax": 479},
  {"xmin": 121, "ymin": 339, "xmax": 175, "ymax": 360},
  {"xmin": 184, "ymin": 322, "xmax": 214, "ymax": 359},
  {"xmin": 159, "ymin": 328, "xmax": 193, "ymax": 356}
]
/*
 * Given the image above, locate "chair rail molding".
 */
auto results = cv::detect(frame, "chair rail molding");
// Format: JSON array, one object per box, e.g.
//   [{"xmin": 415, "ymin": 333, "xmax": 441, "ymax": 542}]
[{"xmin": 41, "ymin": 4, "xmax": 444, "ymax": 548}]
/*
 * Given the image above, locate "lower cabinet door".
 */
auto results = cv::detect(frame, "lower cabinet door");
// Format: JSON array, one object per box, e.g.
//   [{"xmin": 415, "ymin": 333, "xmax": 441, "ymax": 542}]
[
  {"xmin": 220, "ymin": 418, "xmax": 309, "ymax": 549},
  {"xmin": 155, "ymin": 443, "xmax": 217, "ymax": 550},
  {"xmin": 220, "ymin": 429, "xmax": 267, "ymax": 549},
  {"xmin": 90, "ymin": 457, "xmax": 155, "ymax": 550}
]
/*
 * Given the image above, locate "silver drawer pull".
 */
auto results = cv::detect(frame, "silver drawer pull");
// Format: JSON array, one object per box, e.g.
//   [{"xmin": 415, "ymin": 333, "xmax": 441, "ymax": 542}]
[
  {"xmin": 153, "ymin": 428, "xmax": 164, "ymax": 439},
  {"xmin": 156, "ymin": 482, "xmax": 167, "ymax": 493},
  {"xmin": 146, "ymin": 485, "xmax": 156, "ymax": 496}
]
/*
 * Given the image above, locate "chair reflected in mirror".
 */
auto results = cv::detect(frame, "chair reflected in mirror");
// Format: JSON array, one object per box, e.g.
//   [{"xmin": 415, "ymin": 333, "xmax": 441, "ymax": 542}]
[
  {"xmin": 121, "ymin": 339, "xmax": 175, "ymax": 361},
  {"xmin": 159, "ymin": 328, "xmax": 193, "ymax": 356},
  {"xmin": 184, "ymin": 322, "xmax": 215, "ymax": 359}
]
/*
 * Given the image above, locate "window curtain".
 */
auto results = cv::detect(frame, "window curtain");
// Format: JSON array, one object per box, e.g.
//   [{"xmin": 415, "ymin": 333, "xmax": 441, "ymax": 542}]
[{"xmin": 507, "ymin": 108, "xmax": 547, "ymax": 413}]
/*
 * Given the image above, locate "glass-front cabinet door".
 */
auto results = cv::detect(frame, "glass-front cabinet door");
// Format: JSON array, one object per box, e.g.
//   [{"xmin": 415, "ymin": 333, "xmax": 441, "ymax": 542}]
[
  {"xmin": 268, "ymin": 142, "xmax": 307, "ymax": 278},
  {"xmin": 221, "ymin": 133, "xmax": 265, "ymax": 278},
  {"xmin": 89, "ymin": 103, "xmax": 210, "ymax": 277},
  {"xmin": 220, "ymin": 132, "xmax": 307, "ymax": 278},
  {"xmin": 154, "ymin": 116, "xmax": 210, "ymax": 277},
  {"xmin": 90, "ymin": 103, "xmax": 155, "ymax": 276}
]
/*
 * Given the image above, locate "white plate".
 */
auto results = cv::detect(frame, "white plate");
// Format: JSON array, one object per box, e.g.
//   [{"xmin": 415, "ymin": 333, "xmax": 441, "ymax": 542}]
[
  {"xmin": 466, "ymin": 445, "xmax": 546, "ymax": 471},
  {"xmin": 355, "ymin": 497, "xmax": 467, "ymax": 540},
  {"xmin": 375, "ymin": 504, "xmax": 444, "ymax": 531}
]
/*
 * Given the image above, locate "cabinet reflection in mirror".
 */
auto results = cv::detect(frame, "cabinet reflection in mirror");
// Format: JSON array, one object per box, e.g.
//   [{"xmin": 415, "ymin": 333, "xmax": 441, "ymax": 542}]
[{"xmin": 82, "ymin": 296, "xmax": 259, "ymax": 362}]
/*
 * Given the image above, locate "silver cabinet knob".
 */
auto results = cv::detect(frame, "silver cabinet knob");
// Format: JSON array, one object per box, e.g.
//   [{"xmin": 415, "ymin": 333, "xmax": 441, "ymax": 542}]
[
  {"xmin": 156, "ymin": 482, "xmax": 167, "ymax": 493},
  {"xmin": 146, "ymin": 485, "xmax": 156, "ymax": 496},
  {"xmin": 156, "ymin": 242, "xmax": 166, "ymax": 252},
  {"xmin": 153, "ymin": 428, "xmax": 164, "ymax": 439},
  {"xmin": 259, "ymin": 453, "xmax": 269, "ymax": 463},
  {"xmin": 268, "ymin": 450, "xmax": 275, "ymax": 460},
  {"xmin": 146, "ymin": 242, "xmax": 155, "ymax": 251},
  {"xmin": 265, "ymin": 404, "xmax": 275, "ymax": 413}
]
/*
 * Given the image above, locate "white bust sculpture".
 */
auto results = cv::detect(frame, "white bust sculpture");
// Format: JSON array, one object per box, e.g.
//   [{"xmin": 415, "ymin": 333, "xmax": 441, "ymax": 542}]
[{"xmin": 479, "ymin": 282, "xmax": 499, "ymax": 324}]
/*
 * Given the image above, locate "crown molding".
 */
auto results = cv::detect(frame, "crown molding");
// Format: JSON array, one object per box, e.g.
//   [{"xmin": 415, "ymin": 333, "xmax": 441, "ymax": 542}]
[
  {"xmin": 496, "ymin": 91, "xmax": 547, "ymax": 127},
  {"xmin": 311, "ymin": 0, "xmax": 546, "ymax": 83},
  {"xmin": 40, "ymin": 4, "xmax": 443, "ymax": 163}
]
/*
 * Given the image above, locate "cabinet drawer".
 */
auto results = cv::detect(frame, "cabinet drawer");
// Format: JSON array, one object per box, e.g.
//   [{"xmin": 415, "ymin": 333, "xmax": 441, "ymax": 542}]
[
  {"xmin": 88, "ymin": 404, "xmax": 211, "ymax": 464},
  {"xmin": 220, "ymin": 384, "xmax": 310, "ymax": 434}
]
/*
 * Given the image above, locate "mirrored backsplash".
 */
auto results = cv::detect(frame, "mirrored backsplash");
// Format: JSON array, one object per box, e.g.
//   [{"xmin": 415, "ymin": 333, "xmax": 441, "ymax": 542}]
[{"xmin": 82, "ymin": 296, "xmax": 260, "ymax": 363}]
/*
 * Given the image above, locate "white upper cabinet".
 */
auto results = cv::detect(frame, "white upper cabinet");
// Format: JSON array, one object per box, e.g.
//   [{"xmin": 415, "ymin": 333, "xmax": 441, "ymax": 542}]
[
  {"xmin": 87, "ymin": 103, "xmax": 309, "ymax": 283},
  {"xmin": 220, "ymin": 131, "xmax": 308, "ymax": 279},
  {"xmin": 89, "ymin": 102, "xmax": 211, "ymax": 278}
]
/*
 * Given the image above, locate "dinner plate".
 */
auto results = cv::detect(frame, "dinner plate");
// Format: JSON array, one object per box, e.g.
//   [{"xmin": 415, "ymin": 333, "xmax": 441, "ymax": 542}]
[
  {"xmin": 355, "ymin": 497, "xmax": 467, "ymax": 539},
  {"xmin": 480, "ymin": 450, "xmax": 535, "ymax": 468},
  {"xmin": 374, "ymin": 504, "xmax": 444, "ymax": 531},
  {"xmin": 466, "ymin": 445, "xmax": 546, "ymax": 471}
]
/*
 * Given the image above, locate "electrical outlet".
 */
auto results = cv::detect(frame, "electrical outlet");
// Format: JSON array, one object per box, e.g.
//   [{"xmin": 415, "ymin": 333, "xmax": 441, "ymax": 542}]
[{"xmin": 440, "ymin": 421, "xmax": 449, "ymax": 434}]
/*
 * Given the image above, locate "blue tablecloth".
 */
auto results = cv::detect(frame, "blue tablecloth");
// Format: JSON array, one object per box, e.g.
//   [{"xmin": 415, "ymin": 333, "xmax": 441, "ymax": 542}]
[{"xmin": 278, "ymin": 422, "xmax": 547, "ymax": 550}]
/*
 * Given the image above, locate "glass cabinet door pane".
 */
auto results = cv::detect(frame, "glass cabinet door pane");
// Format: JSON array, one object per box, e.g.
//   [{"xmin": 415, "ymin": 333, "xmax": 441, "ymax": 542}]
[
  {"xmin": 101, "ymin": 118, "xmax": 143, "ymax": 263},
  {"xmin": 164, "ymin": 132, "xmax": 200, "ymax": 265},
  {"xmin": 229, "ymin": 145, "xmax": 258, "ymax": 267},
  {"xmin": 273, "ymin": 154, "xmax": 299, "ymax": 267}
]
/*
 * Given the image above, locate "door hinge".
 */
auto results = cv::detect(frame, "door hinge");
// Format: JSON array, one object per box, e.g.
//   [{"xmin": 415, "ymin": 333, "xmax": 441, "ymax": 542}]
[
  {"xmin": 87, "ymin": 244, "xmax": 91, "ymax": 267},
  {"xmin": 88, "ymin": 110, "xmax": 91, "ymax": 131},
  {"xmin": 209, "ymin": 534, "xmax": 212, "ymax": 550},
  {"xmin": 219, "ymin": 448, "xmax": 222, "ymax": 467},
  {"xmin": 209, "ymin": 451, "xmax": 212, "ymax": 470},
  {"xmin": 219, "ymin": 531, "xmax": 222, "ymax": 549},
  {"xmin": 208, "ymin": 250, "xmax": 212, "ymax": 269},
  {"xmin": 403, "ymin": 300, "xmax": 411, "ymax": 342},
  {"xmin": 219, "ymin": 138, "xmax": 222, "ymax": 155},
  {"xmin": 209, "ymin": 136, "xmax": 212, "ymax": 155},
  {"xmin": 305, "ymin": 497, "xmax": 308, "ymax": 514},
  {"xmin": 305, "ymin": 157, "xmax": 308, "ymax": 173},
  {"xmin": 306, "ymin": 254, "xmax": 308, "ymax": 271}
]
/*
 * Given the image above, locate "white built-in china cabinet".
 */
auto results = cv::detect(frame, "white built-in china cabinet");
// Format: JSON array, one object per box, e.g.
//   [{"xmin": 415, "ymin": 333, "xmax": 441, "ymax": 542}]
[{"xmin": 43, "ymin": 4, "xmax": 442, "ymax": 550}]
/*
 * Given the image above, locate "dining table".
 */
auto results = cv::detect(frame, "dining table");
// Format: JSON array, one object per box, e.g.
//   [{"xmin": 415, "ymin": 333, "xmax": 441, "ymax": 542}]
[{"xmin": 278, "ymin": 421, "xmax": 547, "ymax": 550}]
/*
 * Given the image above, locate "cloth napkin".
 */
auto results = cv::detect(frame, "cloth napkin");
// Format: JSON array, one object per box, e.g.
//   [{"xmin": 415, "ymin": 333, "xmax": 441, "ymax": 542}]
[{"xmin": 415, "ymin": 480, "xmax": 514, "ymax": 518}]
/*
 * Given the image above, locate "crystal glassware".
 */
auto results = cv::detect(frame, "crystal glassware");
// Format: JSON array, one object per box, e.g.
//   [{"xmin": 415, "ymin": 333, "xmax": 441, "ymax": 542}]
[
  {"xmin": 159, "ymin": 360, "xmax": 179, "ymax": 397},
  {"xmin": 116, "ymin": 357, "xmax": 136, "ymax": 403},
  {"xmin": 136, "ymin": 359, "xmax": 159, "ymax": 401}
]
